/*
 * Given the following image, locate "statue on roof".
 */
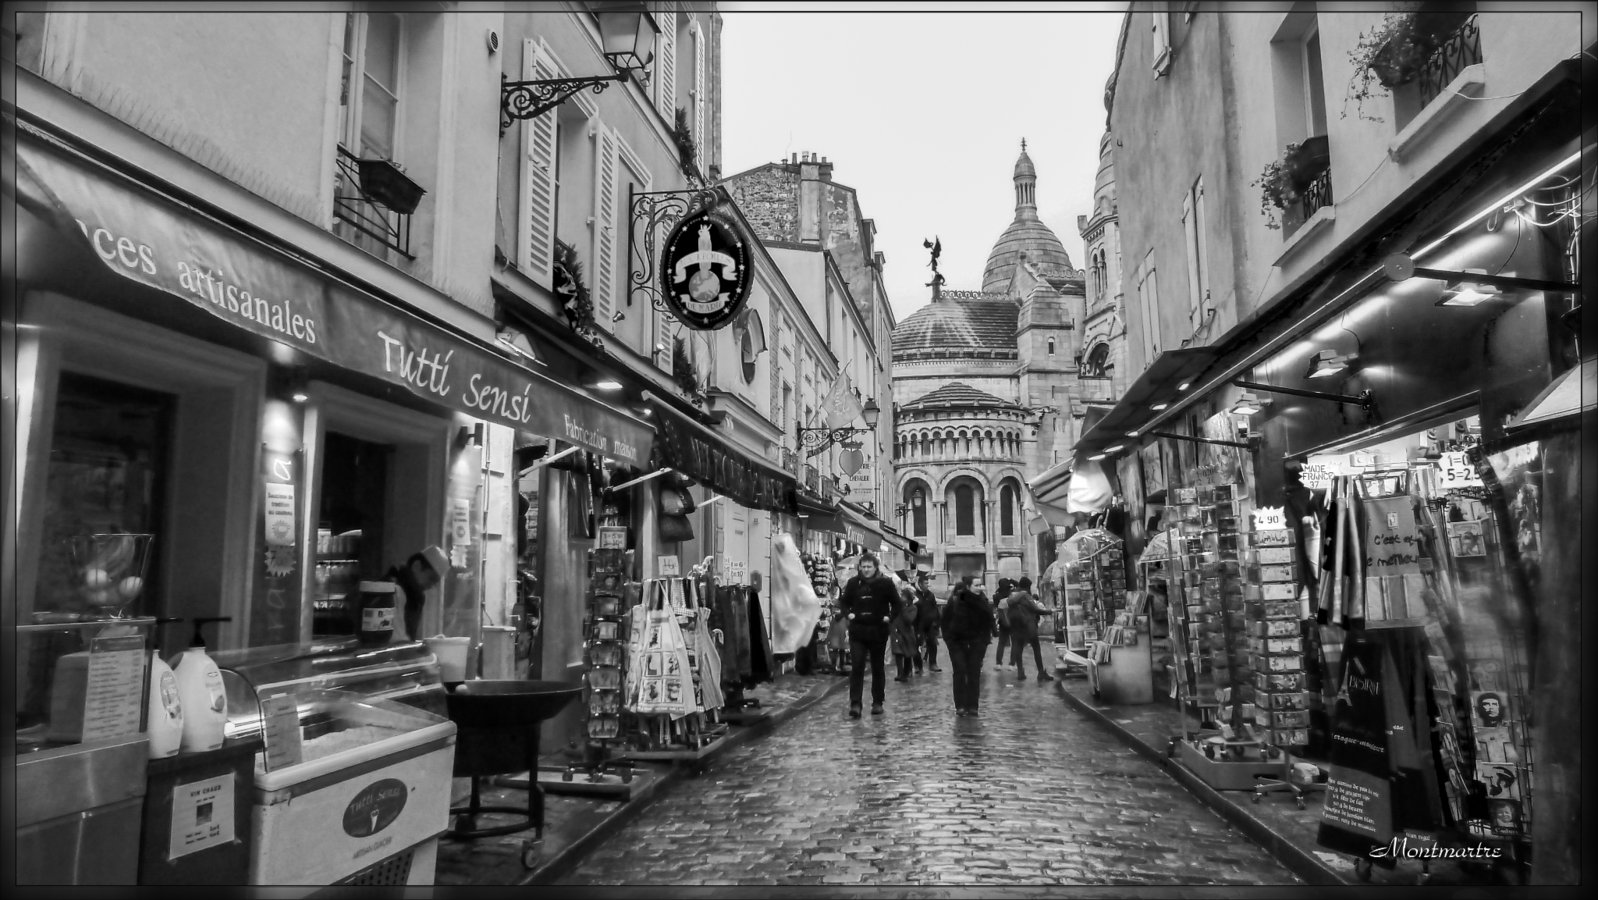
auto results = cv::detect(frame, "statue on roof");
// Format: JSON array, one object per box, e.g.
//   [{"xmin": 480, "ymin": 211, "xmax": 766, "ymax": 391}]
[{"xmin": 923, "ymin": 236, "xmax": 944, "ymax": 300}]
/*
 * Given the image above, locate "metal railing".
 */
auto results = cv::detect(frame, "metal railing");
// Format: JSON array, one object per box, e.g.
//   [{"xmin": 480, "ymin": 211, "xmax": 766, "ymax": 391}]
[
  {"xmin": 333, "ymin": 146, "xmax": 414, "ymax": 259},
  {"xmin": 1418, "ymin": 14, "xmax": 1482, "ymax": 108}
]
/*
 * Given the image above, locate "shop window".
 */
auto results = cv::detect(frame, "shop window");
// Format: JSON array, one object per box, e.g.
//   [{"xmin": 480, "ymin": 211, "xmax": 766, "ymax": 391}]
[{"xmin": 35, "ymin": 373, "xmax": 173, "ymax": 622}]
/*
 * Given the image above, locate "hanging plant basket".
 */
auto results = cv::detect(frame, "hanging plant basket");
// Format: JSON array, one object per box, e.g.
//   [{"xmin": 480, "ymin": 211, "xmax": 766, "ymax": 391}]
[
  {"xmin": 1368, "ymin": 32, "xmax": 1435, "ymax": 88},
  {"xmin": 1284, "ymin": 135, "xmax": 1330, "ymax": 193},
  {"xmin": 354, "ymin": 158, "xmax": 426, "ymax": 214}
]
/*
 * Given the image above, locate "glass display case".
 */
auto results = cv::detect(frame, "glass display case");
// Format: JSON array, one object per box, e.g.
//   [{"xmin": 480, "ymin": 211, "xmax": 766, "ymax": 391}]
[{"xmin": 210, "ymin": 640, "xmax": 456, "ymax": 888}]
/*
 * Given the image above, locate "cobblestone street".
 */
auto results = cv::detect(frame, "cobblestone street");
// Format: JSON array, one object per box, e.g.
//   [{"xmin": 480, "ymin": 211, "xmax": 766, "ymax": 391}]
[{"xmin": 558, "ymin": 658, "xmax": 1303, "ymax": 888}]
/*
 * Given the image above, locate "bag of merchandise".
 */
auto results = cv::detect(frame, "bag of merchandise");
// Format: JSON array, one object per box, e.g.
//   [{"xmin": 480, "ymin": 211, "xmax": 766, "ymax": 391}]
[{"xmin": 629, "ymin": 582, "xmax": 694, "ymax": 719}]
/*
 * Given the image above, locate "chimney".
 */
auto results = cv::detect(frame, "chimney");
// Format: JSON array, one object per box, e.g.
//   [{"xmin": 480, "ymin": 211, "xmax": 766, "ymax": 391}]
[{"xmin": 819, "ymin": 156, "xmax": 832, "ymax": 182}]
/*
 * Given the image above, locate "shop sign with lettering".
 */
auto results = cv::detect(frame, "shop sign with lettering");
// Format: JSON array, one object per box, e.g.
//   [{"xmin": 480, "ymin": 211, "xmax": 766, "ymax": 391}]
[{"xmin": 660, "ymin": 208, "xmax": 753, "ymax": 331}]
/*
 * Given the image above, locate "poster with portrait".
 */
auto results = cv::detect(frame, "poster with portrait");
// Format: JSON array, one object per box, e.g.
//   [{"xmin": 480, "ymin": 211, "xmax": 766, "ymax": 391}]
[
  {"xmin": 1447, "ymin": 520, "xmax": 1487, "ymax": 558},
  {"xmin": 1476, "ymin": 763, "xmax": 1522, "ymax": 802},
  {"xmin": 1471, "ymin": 689, "xmax": 1510, "ymax": 729}
]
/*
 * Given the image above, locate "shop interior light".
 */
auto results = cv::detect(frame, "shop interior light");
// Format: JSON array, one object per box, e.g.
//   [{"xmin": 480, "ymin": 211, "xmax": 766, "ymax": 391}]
[
  {"xmin": 1305, "ymin": 349, "xmax": 1358, "ymax": 379},
  {"xmin": 590, "ymin": 378, "xmax": 624, "ymax": 392},
  {"xmin": 1150, "ymin": 401, "xmax": 1170, "ymax": 411},
  {"xmin": 1104, "ymin": 443, "xmax": 1125, "ymax": 454},
  {"xmin": 1177, "ymin": 381, "xmax": 1192, "ymax": 392},
  {"xmin": 1088, "ymin": 451, "xmax": 1108, "ymax": 461}
]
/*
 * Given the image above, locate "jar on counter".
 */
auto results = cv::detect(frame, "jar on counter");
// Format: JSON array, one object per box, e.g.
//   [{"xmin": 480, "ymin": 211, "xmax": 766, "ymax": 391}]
[{"xmin": 357, "ymin": 580, "xmax": 398, "ymax": 646}]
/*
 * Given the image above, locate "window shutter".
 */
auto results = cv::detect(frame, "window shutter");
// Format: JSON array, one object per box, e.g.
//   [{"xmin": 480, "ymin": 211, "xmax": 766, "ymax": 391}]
[
  {"xmin": 1181, "ymin": 188, "xmax": 1200, "ymax": 330},
  {"xmin": 655, "ymin": 9, "xmax": 677, "ymax": 122},
  {"xmin": 692, "ymin": 21, "xmax": 707, "ymax": 172},
  {"xmin": 1147, "ymin": 269, "xmax": 1161, "ymax": 355},
  {"xmin": 655, "ymin": 304, "xmax": 674, "ymax": 371},
  {"xmin": 592, "ymin": 123, "xmax": 619, "ymax": 331},
  {"xmin": 1193, "ymin": 178, "xmax": 1211, "ymax": 316},
  {"xmin": 518, "ymin": 40, "xmax": 559, "ymax": 290}
]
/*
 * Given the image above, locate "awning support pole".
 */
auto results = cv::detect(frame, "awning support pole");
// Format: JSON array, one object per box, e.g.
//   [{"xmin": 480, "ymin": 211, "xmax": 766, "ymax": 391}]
[
  {"xmin": 1146, "ymin": 430, "xmax": 1257, "ymax": 450},
  {"xmin": 609, "ymin": 468, "xmax": 673, "ymax": 492},
  {"xmin": 521, "ymin": 446, "xmax": 579, "ymax": 474}
]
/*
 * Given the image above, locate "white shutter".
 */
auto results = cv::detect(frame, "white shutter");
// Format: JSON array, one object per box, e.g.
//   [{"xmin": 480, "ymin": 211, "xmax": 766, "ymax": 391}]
[
  {"xmin": 692, "ymin": 21, "xmax": 706, "ymax": 172},
  {"xmin": 655, "ymin": 308, "xmax": 674, "ymax": 371},
  {"xmin": 592, "ymin": 123, "xmax": 618, "ymax": 331},
  {"xmin": 1181, "ymin": 188, "xmax": 1200, "ymax": 331},
  {"xmin": 1193, "ymin": 178, "xmax": 1211, "ymax": 318},
  {"xmin": 1146, "ymin": 269, "xmax": 1161, "ymax": 356},
  {"xmin": 518, "ymin": 40, "xmax": 559, "ymax": 290},
  {"xmin": 655, "ymin": 9, "xmax": 677, "ymax": 123}
]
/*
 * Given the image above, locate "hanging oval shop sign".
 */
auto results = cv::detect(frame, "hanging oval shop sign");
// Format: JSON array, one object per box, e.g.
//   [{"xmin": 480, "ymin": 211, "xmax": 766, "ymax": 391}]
[
  {"xmin": 660, "ymin": 207, "xmax": 753, "ymax": 331},
  {"xmin": 343, "ymin": 778, "xmax": 409, "ymax": 838}
]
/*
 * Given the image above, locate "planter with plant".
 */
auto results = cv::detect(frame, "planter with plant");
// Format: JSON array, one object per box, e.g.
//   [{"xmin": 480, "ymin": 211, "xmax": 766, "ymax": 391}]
[
  {"xmin": 1343, "ymin": 10, "xmax": 1443, "ymax": 120},
  {"xmin": 354, "ymin": 158, "xmax": 426, "ymax": 214},
  {"xmin": 673, "ymin": 107, "xmax": 701, "ymax": 183},
  {"xmin": 671, "ymin": 335, "xmax": 703, "ymax": 404},
  {"xmin": 553, "ymin": 241, "xmax": 605, "ymax": 351},
  {"xmin": 1252, "ymin": 137, "xmax": 1330, "ymax": 231}
]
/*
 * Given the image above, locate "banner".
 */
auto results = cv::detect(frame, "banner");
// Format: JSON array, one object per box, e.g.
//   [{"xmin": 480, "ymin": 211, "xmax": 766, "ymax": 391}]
[{"xmin": 821, "ymin": 372, "xmax": 864, "ymax": 430}]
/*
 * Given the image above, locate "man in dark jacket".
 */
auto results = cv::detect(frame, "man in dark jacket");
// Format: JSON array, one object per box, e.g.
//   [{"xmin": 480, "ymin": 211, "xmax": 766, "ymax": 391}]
[
  {"xmin": 838, "ymin": 554, "xmax": 902, "ymax": 718},
  {"xmin": 1006, "ymin": 576, "xmax": 1054, "ymax": 682},
  {"xmin": 941, "ymin": 575, "xmax": 995, "ymax": 717},
  {"xmin": 913, "ymin": 571, "xmax": 941, "ymax": 673},
  {"xmin": 992, "ymin": 578, "xmax": 1016, "ymax": 667}
]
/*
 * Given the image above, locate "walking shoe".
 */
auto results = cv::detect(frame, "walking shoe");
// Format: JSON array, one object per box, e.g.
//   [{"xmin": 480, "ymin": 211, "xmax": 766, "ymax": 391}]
[
  {"xmin": 967, "ymin": 708, "xmax": 980, "ymax": 717},
  {"xmin": 955, "ymin": 708, "xmax": 969, "ymax": 717},
  {"xmin": 1017, "ymin": 674, "xmax": 1028, "ymax": 681},
  {"xmin": 894, "ymin": 676, "xmax": 908, "ymax": 683},
  {"xmin": 1039, "ymin": 672, "xmax": 1055, "ymax": 682},
  {"xmin": 871, "ymin": 704, "xmax": 884, "ymax": 715},
  {"xmin": 849, "ymin": 705, "xmax": 861, "ymax": 718}
]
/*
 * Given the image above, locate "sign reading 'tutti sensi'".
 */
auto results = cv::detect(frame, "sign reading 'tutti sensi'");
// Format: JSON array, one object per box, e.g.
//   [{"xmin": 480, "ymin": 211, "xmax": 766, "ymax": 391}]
[{"xmin": 17, "ymin": 139, "xmax": 651, "ymax": 465}]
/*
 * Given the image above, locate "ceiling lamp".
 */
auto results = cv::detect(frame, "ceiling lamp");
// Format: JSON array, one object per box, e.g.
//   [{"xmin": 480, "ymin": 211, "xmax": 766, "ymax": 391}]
[
  {"xmin": 1305, "ymin": 349, "xmax": 1358, "ymax": 379},
  {"xmin": 1437, "ymin": 269, "xmax": 1503, "ymax": 308},
  {"xmin": 590, "ymin": 378, "xmax": 624, "ymax": 392}
]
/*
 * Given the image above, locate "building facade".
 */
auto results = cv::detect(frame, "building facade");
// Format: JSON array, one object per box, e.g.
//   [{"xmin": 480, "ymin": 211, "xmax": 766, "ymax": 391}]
[
  {"xmin": 1077, "ymin": 3, "xmax": 1591, "ymax": 883},
  {"xmin": 891, "ymin": 143, "xmax": 1130, "ymax": 594}
]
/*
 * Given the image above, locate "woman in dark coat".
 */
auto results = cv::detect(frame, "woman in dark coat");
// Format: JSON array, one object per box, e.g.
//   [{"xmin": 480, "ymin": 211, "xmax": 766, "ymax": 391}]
[
  {"xmin": 838, "ymin": 554, "xmax": 903, "ymax": 718},
  {"xmin": 941, "ymin": 575, "xmax": 995, "ymax": 717},
  {"xmin": 1005, "ymin": 576, "xmax": 1054, "ymax": 682}
]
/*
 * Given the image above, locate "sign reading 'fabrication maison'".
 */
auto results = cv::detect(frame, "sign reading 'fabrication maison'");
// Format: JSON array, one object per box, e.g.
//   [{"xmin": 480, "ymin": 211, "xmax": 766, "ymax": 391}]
[
  {"xmin": 17, "ymin": 138, "xmax": 651, "ymax": 465},
  {"xmin": 660, "ymin": 207, "xmax": 752, "ymax": 331}
]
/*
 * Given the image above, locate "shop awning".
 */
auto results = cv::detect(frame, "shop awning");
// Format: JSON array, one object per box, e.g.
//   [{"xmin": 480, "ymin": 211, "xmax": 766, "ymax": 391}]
[
  {"xmin": 645, "ymin": 393, "xmax": 798, "ymax": 516},
  {"xmin": 880, "ymin": 525, "xmax": 920, "ymax": 557},
  {"xmin": 1072, "ymin": 348, "xmax": 1219, "ymax": 459},
  {"xmin": 11, "ymin": 127, "xmax": 654, "ymax": 465},
  {"xmin": 1506, "ymin": 358, "xmax": 1593, "ymax": 435},
  {"xmin": 839, "ymin": 503, "xmax": 884, "ymax": 552}
]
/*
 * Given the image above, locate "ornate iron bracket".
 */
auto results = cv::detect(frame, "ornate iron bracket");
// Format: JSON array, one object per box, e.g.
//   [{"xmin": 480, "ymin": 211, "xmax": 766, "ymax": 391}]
[
  {"xmin": 628, "ymin": 184, "xmax": 724, "ymax": 320},
  {"xmin": 501, "ymin": 71, "xmax": 627, "ymax": 135},
  {"xmin": 798, "ymin": 426, "xmax": 870, "ymax": 458}
]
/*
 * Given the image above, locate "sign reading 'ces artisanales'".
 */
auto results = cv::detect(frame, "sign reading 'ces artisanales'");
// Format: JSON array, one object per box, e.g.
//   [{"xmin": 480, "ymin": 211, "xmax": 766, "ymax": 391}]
[{"xmin": 661, "ymin": 208, "xmax": 752, "ymax": 331}]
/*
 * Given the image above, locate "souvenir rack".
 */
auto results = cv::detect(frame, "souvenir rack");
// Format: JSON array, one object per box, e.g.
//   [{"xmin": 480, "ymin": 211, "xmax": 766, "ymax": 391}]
[{"xmin": 617, "ymin": 575, "xmax": 729, "ymax": 761}]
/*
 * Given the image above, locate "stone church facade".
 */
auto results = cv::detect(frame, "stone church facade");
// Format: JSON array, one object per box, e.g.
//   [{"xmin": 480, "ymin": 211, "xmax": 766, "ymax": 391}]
[{"xmin": 891, "ymin": 141, "xmax": 1126, "ymax": 594}]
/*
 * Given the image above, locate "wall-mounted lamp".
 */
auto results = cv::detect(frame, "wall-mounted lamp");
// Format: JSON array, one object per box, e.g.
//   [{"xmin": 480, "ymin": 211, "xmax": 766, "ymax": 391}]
[
  {"xmin": 288, "ymin": 369, "xmax": 310, "ymax": 404},
  {"xmin": 500, "ymin": 3, "xmax": 659, "ymax": 133},
  {"xmin": 612, "ymin": 310, "xmax": 626, "ymax": 323},
  {"xmin": 798, "ymin": 397, "xmax": 880, "ymax": 457},
  {"xmin": 495, "ymin": 326, "xmax": 544, "ymax": 365},
  {"xmin": 1232, "ymin": 379, "xmax": 1376, "ymax": 416},
  {"xmin": 1380, "ymin": 254, "xmax": 1578, "ymax": 307},
  {"xmin": 1305, "ymin": 349, "xmax": 1358, "ymax": 379},
  {"xmin": 1230, "ymin": 391, "xmax": 1270, "ymax": 417}
]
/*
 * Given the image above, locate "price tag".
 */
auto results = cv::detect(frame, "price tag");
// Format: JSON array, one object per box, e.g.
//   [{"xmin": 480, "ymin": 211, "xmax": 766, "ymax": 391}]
[
  {"xmin": 1298, "ymin": 464, "xmax": 1334, "ymax": 490},
  {"xmin": 597, "ymin": 526, "xmax": 628, "ymax": 550},
  {"xmin": 260, "ymin": 694, "xmax": 303, "ymax": 772},
  {"xmin": 81, "ymin": 634, "xmax": 147, "ymax": 742},
  {"xmin": 1436, "ymin": 452, "xmax": 1482, "ymax": 490},
  {"xmin": 1251, "ymin": 506, "xmax": 1287, "ymax": 532},
  {"xmin": 657, "ymin": 555, "xmax": 681, "ymax": 577},
  {"xmin": 729, "ymin": 560, "xmax": 747, "ymax": 582}
]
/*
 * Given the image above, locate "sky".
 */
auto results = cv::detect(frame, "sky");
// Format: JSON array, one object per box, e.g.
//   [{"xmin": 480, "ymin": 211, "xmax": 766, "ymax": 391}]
[{"xmin": 720, "ymin": 3, "xmax": 1129, "ymax": 327}]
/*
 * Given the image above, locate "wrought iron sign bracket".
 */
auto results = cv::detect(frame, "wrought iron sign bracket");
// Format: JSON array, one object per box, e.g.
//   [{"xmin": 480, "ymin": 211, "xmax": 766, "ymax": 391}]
[
  {"xmin": 798, "ymin": 426, "xmax": 869, "ymax": 457},
  {"xmin": 629, "ymin": 185, "xmax": 726, "ymax": 321},
  {"xmin": 501, "ymin": 71, "xmax": 627, "ymax": 135}
]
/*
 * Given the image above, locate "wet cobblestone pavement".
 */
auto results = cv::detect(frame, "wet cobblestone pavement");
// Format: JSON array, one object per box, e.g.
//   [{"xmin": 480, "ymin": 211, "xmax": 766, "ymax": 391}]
[{"xmin": 557, "ymin": 660, "xmax": 1303, "ymax": 887}]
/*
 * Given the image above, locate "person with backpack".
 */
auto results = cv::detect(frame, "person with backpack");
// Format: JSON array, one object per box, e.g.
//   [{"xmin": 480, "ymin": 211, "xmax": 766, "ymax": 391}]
[
  {"xmin": 838, "ymin": 554, "xmax": 902, "ymax": 718},
  {"xmin": 941, "ymin": 575, "xmax": 996, "ymax": 717},
  {"xmin": 1005, "ymin": 576, "xmax": 1054, "ymax": 682}
]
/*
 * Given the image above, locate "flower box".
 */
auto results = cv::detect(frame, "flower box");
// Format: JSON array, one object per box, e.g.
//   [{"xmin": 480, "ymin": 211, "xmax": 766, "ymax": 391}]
[{"xmin": 354, "ymin": 158, "xmax": 426, "ymax": 215}]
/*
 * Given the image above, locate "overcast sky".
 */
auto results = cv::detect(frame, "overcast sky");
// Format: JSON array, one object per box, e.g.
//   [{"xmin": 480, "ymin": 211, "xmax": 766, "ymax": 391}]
[{"xmin": 721, "ymin": 3, "xmax": 1128, "ymax": 327}]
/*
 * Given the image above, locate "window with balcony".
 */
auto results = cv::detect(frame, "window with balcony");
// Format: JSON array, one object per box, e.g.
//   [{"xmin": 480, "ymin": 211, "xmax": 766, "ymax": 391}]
[
  {"xmin": 335, "ymin": 12, "xmax": 421, "ymax": 260},
  {"xmin": 1268, "ymin": 13, "xmax": 1334, "ymax": 237},
  {"xmin": 1389, "ymin": 6, "xmax": 1483, "ymax": 131}
]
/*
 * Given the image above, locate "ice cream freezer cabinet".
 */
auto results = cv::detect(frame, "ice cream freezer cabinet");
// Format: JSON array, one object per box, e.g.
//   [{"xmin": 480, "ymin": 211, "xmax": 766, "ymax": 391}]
[{"xmin": 214, "ymin": 641, "xmax": 457, "ymax": 888}]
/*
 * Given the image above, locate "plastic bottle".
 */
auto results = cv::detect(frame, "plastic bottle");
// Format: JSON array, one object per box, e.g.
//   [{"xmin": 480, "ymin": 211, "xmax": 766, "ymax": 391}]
[
  {"xmin": 147, "ymin": 617, "xmax": 186, "ymax": 759},
  {"xmin": 357, "ymin": 581, "xmax": 398, "ymax": 647},
  {"xmin": 172, "ymin": 617, "xmax": 230, "ymax": 753}
]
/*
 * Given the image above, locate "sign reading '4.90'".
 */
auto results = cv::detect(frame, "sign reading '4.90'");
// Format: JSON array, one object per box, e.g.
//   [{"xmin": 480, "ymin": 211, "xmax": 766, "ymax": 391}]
[{"xmin": 661, "ymin": 208, "xmax": 753, "ymax": 330}]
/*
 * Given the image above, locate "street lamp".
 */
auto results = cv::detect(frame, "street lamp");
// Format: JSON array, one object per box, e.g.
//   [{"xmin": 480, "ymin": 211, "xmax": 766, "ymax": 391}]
[
  {"xmin": 798, "ymin": 398, "xmax": 880, "ymax": 457},
  {"xmin": 501, "ymin": 3, "xmax": 659, "ymax": 132}
]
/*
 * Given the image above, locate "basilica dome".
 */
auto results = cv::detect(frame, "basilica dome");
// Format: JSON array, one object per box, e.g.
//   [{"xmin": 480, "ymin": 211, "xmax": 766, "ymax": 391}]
[{"xmin": 981, "ymin": 140, "xmax": 1076, "ymax": 294}]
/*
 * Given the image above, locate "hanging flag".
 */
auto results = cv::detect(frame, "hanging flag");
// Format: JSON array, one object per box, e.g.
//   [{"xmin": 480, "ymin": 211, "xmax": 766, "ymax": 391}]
[{"xmin": 821, "ymin": 372, "xmax": 865, "ymax": 430}]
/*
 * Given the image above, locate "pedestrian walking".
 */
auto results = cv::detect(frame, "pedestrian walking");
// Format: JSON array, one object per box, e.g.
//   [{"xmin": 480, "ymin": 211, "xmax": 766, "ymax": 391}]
[
  {"xmin": 1005, "ymin": 576, "xmax": 1054, "ymax": 682},
  {"xmin": 890, "ymin": 578, "xmax": 920, "ymax": 682},
  {"xmin": 941, "ymin": 575, "xmax": 996, "ymax": 717},
  {"xmin": 837, "ymin": 554, "xmax": 902, "ymax": 718},
  {"xmin": 992, "ymin": 577, "xmax": 1015, "ymax": 668},
  {"xmin": 913, "ymin": 571, "xmax": 941, "ymax": 673}
]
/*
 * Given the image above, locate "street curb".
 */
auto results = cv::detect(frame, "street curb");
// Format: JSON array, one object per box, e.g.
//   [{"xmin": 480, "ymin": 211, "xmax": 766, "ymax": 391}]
[
  {"xmin": 519, "ymin": 676, "xmax": 849, "ymax": 885},
  {"xmin": 1053, "ymin": 680, "xmax": 1350, "ymax": 887}
]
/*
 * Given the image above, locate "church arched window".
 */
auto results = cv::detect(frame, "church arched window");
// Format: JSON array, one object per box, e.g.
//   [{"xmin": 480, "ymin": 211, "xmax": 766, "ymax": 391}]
[
  {"xmin": 952, "ymin": 482, "xmax": 978, "ymax": 536},
  {"xmin": 1000, "ymin": 482, "xmax": 1018, "ymax": 536},
  {"xmin": 1047, "ymin": 337, "xmax": 1056, "ymax": 355},
  {"xmin": 904, "ymin": 481, "xmax": 929, "ymax": 537}
]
